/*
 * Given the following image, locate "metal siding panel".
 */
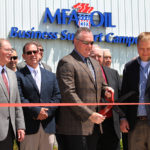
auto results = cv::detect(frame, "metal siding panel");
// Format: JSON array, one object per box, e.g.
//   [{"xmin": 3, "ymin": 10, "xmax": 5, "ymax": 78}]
[
  {"xmin": 61, "ymin": 0, "xmax": 69, "ymax": 8},
  {"xmin": 6, "ymin": 0, "xmax": 14, "ymax": 37},
  {"xmin": 131, "ymin": 0, "xmax": 139, "ymax": 36},
  {"xmin": 38, "ymin": 0, "xmax": 46, "ymax": 31},
  {"xmin": 14, "ymin": 0, "xmax": 22, "ymax": 28},
  {"xmin": 0, "ymin": 0, "xmax": 6, "ymax": 37},
  {"xmin": 138, "ymin": 0, "xmax": 146, "ymax": 32},
  {"xmin": 97, "ymin": 0, "xmax": 105, "ymax": 12},
  {"xmin": 0, "ymin": 0, "xmax": 144, "ymax": 74},
  {"xmin": 53, "ymin": 0, "xmax": 61, "ymax": 10},
  {"xmin": 90, "ymin": 0, "xmax": 98, "ymax": 10},
  {"xmin": 46, "ymin": 40, "xmax": 73, "ymax": 71},
  {"xmin": 118, "ymin": 0, "xmax": 126, "ymax": 35},
  {"xmin": 22, "ymin": 0, "xmax": 30, "ymax": 29},
  {"xmin": 145, "ymin": 0, "xmax": 150, "ymax": 31},
  {"xmin": 13, "ymin": 39, "xmax": 25, "ymax": 60},
  {"xmin": 111, "ymin": 0, "xmax": 119, "ymax": 35},
  {"xmin": 45, "ymin": 0, "xmax": 54, "ymax": 11},
  {"xmin": 30, "ymin": 0, "xmax": 38, "ymax": 29},
  {"xmin": 104, "ymin": 0, "xmax": 111, "ymax": 11},
  {"xmin": 125, "ymin": 0, "xmax": 133, "ymax": 36},
  {"xmin": 68, "ymin": 0, "xmax": 75, "ymax": 9},
  {"xmin": 105, "ymin": 0, "xmax": 112, "ymax": 33}
]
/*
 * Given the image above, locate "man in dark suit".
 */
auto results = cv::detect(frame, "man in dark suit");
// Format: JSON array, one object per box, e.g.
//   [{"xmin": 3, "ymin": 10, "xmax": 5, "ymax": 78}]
[
  {"xmin": 0, "ymin": 39, "xmax": 25, "ymax": 149},
  {"xmin": 16, "ymin": 41, "xmax": 61, "ymax": 150},
  {"xmin": 103, "ymin": 49, "xmax": 112, "ymax": 68},
  {"xmin": 120, "ymin": 32, "xmax": 150, "ymax": 150},
  {"xmin": 17, "ymin": 41, "xmax": 52, "ymax": 72},
  {"xmin": 56, "ymin": 27, "xmax": 114, "ymax": 150},
  {"xmin": 6, "ymin": 48, "xmax": 18, "ymax": 72},
  {"xmin": 90, "ymin": 44, "xmax": 121, "ymax": 150}
]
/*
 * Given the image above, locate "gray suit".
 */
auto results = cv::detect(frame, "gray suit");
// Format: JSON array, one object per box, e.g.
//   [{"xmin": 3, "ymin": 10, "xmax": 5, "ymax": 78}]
[
  {"xmin": 0, "ymin": 67, "xmax": 25, "ymax": 141},
  {"xmin": 17, "ymin": 61, "xmax": 52, "ymax": 72}
]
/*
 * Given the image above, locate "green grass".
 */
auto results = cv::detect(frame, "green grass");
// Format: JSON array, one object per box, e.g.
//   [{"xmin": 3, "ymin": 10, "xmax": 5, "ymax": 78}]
[
  {"xmin": 13, "ymin": 140, "xmax": 18, "ymax": 150},
  {"xmin": 120, "ymin": 138, "xmax": 123, "ymax": 150}
]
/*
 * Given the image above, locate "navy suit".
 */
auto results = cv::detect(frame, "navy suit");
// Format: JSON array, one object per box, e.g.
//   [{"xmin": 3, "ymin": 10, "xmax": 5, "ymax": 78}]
[{"xmin": 16, "ymin": 66, "xmax": 61, "ymax": 135}]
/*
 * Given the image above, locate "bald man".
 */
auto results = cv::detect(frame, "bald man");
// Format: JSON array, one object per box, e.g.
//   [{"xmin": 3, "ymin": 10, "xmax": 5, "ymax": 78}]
[
  {"xmin": 103, "ymin": 49, "xmax": 112, "ymax": 67},
  {"xmin": 90, "ymin": 45, "xmax": 103, "ymax": 65},
  {"xmin": 90, "ymin": 44, "xmax": 121, "ymax": 150}
]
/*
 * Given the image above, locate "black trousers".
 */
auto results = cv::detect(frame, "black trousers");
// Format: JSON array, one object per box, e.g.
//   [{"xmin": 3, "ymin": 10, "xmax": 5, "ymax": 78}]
[
  {"xmin": 97, "ymin": 117, "xmax": 120, "ymax": 150},
  {"xmin": 122, "ymin": 133, "xmax": 128, "ymax": 150},
  {"xmin": 56, "ymin": 124, "xmax": 100, "ymax": 150},
  {"xmin": 0, "ymin": 122, "xmax": 14, "ymax": 150}
]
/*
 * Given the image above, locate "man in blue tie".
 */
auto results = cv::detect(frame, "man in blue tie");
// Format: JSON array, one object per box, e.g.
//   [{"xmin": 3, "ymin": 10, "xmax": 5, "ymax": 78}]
[
  {"xmin": 16, "ymin": 41, "xmax": 61, "ymax": 150},
  {"xmin": 17, "ymin": 41, "xmax": 52, "ymax": 72}
]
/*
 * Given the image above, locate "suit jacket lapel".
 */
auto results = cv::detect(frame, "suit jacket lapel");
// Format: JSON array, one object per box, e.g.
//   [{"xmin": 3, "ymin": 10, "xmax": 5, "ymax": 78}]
[
  {"xmin": 146, "ymin": 72, "xmax": 150, "ymax": 93},
  {"xmin": 102, "ymin": 67, "xmax": 108, "ymax": 83},
  {"xmin": 40, "ymin": 68, "xmax": 45, "ymax": 95},
  {"xmin": 24, "ymin": 66, "xmax": 40, "ymax": 95},
  {"xmin": 0, "ymin": 75, "xmax": 9, "ymax": 101}
]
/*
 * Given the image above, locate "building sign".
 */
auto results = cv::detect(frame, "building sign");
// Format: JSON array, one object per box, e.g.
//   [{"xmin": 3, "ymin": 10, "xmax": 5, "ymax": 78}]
[{"xmin": 9, "ymin": 3, "xmax": 137, "ymax": 47}]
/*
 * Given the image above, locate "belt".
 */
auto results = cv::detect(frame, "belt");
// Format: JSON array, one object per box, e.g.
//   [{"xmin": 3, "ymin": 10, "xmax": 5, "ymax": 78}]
[{"xmin": 137, "ymin": 116, "xmax": 148, "ymax": 121}]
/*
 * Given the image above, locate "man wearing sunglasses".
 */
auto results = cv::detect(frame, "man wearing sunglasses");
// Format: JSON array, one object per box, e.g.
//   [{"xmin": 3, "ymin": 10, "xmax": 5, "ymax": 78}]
[
  {"xmin": 37, "ymin": 43, "xmax": 52, "ymax": 72},
  {"xmin": 0, "ymin": 39, "xmax": 25, "ymax": 149},
  {"xmin": 56, "ymin": 27, "xmax": 114, "ymax": 150},
  {"xmin": 6, "ymin": 48, "xmax": 18, "ymax": 72},
  {"xmin": 17, "ymin": 41, "xmax": 52, "ymax": 72},
  {"xmin": 16, "ymin": 41, "xmax": 61, "ymax": 150}
]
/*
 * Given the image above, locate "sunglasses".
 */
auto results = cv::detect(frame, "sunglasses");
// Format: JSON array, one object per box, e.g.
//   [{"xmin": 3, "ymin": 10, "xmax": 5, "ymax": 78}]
[
  {"xmin": 10, "ymin": 56, "xmax": 18, "ymax": 60},
  {"xmin": 25, "ymin": 50, "xmax": 38, "ymax": 55},
  {"xmin": 77, "ymin": 39, "xmax": 94, "ymax": 45},
  {"xmin": 39, "ymin": 49, "xmax": 44, "ymax": 52}
]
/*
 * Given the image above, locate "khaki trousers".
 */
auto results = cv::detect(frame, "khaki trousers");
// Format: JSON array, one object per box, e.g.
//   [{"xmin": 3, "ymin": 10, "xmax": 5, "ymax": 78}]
[
  {"xmin": 128, "ymin": 120, "xmax": 150, "ymax": 150},
  {"xmin": 20, "ymin": 124, "xmax": 54, "ymax": 150}
]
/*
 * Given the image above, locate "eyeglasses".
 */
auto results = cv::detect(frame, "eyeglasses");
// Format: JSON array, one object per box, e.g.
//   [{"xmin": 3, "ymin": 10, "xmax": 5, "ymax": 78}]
[
  {"xmin": 39, "ymin": 49, "xmax": 44, "ymax": 52},
  {"xmin": 4, "ymin": 48, "xmax": 13, "ymax": 53},
  {"xmin": 104, "ymin": 56, "xmax": 112, "ymax": 59},
  {"xmin": 77, "ymin": 39, "xmax": 94, "ymax": 45},
  {"xmin": 91, "ymin": 55, "xmax": 102, "ymax": 59},
  {"xmin": 25, "ymin": 50, "xmax": 38, "ymax": 55},
  {"xmin": 10, "ymin": 56, "xmax": 18, "ymax": 60}
]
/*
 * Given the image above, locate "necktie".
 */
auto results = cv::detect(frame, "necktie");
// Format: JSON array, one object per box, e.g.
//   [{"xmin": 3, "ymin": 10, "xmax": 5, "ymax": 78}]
[
  {"xmin": 85, "ymin": 58, "xmax": 95, "ymax": 81},
  {"xmin": 39, "ymin": 62, "xmax": 43, "ymax": 68},
  {"xmin": 33, "ymin": 70, "xmax": 41, "ymax": 92},
  {"xmin": 1, "ymin": 68, "xmax": 9, "ymax": 95}
]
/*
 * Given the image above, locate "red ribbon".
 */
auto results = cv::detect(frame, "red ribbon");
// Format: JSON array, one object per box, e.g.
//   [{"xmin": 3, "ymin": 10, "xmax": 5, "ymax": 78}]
[{"xmin": 0, "ymin": 101, "xmax": 150, "ymax": 107}]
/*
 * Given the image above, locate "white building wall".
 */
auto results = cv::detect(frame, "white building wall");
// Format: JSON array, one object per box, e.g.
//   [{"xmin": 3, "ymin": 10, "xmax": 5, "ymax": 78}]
[{"xmin": 0, "ymin": 0, "xmax": 150, "ymax": 74}]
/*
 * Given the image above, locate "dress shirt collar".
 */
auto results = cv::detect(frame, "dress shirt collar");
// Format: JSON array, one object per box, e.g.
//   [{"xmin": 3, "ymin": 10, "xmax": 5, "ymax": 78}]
[
  {"xmin": 0, "ymin": 65, "xmax": 7, "ymax": 73},
  {"xmin": 27, "ymin": 65, "xmax": 40, "ymax": 74},
  {"xmin": 74, "ymin": 49, "xmax": 87, "ymax": 63},
  {"xmin": 137, "ymin": 57, "xmax": 150, "ymax": 68}
]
